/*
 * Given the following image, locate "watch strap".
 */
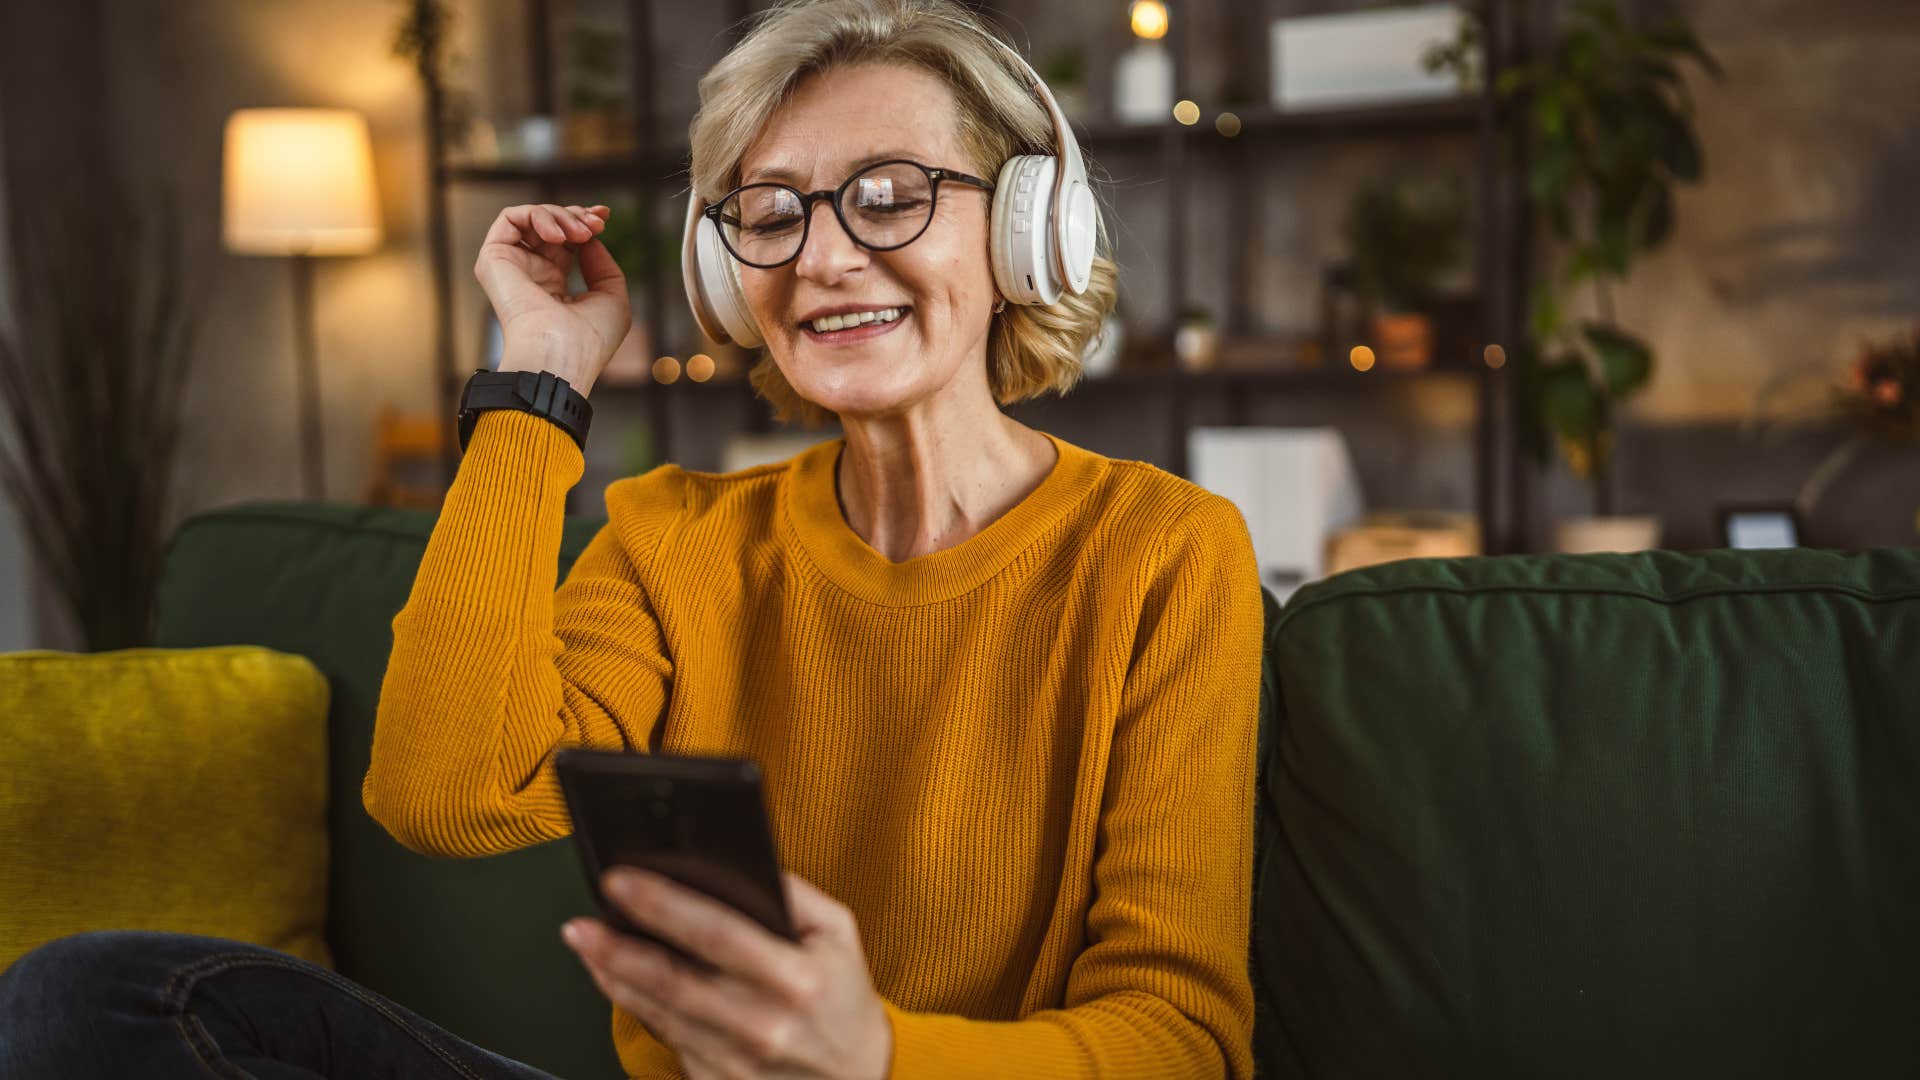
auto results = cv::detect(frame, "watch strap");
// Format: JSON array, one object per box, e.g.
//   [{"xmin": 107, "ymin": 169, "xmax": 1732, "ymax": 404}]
[{"xmin": 458, "ymin": 369, "xmax": 593, "ymax": 452}]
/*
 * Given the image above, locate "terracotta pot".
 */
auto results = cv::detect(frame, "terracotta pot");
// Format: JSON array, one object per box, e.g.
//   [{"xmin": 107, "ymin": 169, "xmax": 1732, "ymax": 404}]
[
  {"xmin": 1370, "ymin": 312, "xmax": 1433, "ymax": 370},
  {"xmin": 1175, "ymin": 322, "xmax": 1221, "ymax": 372},
  {"xmin": 1552, "ymin": 515, "xmax": 1663, "ymax": 554}
]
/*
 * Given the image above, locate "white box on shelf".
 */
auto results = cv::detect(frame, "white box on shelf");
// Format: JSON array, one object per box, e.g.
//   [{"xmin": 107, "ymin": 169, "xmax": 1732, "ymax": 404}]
[
  {"xmin": 1270, "ymin": 4, "xmax": 1470, "ymax": 112},
  {"xmin": 1189, "ymin": 428, "xmax": 1365, "ymax": 602}
]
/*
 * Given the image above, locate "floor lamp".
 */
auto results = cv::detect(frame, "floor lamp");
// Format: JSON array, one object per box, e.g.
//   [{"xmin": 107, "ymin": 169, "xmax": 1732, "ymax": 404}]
[{"xmin": 222, "ymin": 108, "xmax": 383, "ymax": 499}]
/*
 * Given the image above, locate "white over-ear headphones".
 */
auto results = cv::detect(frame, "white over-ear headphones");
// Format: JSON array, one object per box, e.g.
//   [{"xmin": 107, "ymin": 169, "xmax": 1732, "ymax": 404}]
[{"xmin": 680, "ymin": 28, "xmax": 1100, "ymax": 349}]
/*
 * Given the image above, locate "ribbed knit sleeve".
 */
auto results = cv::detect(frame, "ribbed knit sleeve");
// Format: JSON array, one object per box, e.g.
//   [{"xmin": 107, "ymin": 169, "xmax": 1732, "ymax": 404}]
[
  {"xmin": 881, "ymin": 494, "xmax": 1264, "ymax": 1079},
  {"xmin": 362, "ymin": 410, "xmax": 678, "ymax": 858}
]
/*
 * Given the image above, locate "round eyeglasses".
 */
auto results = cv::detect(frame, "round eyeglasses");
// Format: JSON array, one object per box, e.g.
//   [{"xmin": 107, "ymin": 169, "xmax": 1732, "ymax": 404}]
[{"xmin": 707, "ymin": 159, "xmax": 996, "ymax": 270}]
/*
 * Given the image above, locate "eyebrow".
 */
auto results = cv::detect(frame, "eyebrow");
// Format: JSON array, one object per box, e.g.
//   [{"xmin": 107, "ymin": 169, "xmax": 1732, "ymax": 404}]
[{"xmin": 742, "ymin": 150, "xmax": 929, "ymax": 186}]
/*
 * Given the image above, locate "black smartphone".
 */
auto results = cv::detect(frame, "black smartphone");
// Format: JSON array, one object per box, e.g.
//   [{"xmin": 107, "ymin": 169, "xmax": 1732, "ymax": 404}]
[{"xmin": 554, "ymin": 748, "xmax": 796, "ymax": 958}]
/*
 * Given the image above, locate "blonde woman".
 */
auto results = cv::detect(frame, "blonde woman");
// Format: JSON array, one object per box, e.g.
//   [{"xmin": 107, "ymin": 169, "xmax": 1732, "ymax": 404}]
[{"xmin": 0, "ymin": 1, "xmax": 1262, "ymax": 1076}]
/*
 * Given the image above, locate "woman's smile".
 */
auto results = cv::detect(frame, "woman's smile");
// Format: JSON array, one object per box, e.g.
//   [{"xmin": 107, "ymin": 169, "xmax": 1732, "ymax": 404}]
[{"xmin": 798, "ymin": 305, "xmax": 911, "ymax": 346}]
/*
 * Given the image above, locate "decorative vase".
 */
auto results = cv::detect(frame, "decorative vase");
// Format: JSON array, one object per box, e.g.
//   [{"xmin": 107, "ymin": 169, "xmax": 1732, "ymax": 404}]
[
  {"xmin": 1552, "ymin": 515, "xmax": 1662, "ymax": 554},
  {"xmin": 1081, "ymin": 312, "xmax": 1125, "ymax": 378},
  {"xmin": 1370, "ymin": 312, "xmax": 1433, "ymax": 370},
  {"xmin": 1175, "ymin": 321, "xmax": 1221, "ymax": 372},
  {"xmin": 1113, "ymin": 42, "xmax": 1174, "ymax": 125}
]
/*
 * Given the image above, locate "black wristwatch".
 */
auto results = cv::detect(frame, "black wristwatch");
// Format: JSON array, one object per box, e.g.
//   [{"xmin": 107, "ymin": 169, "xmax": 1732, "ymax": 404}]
[{"xmin": 457, "ymin": 368, "xmax": 593, "ymax": 452}]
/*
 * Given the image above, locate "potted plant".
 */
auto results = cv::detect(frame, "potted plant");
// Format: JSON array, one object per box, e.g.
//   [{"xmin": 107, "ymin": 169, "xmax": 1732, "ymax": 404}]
[
  {"xmin": 0, "ymin": 178, "xmax": 204, "ymax": 650},
  {"xmin": 593, "ymin": 202, "xmax": 686, "ymax": 384},
  {"xmin": 1469, "ymin": 0, "xmax": 1722, "ymax": 552},
  {"xmin": 1175, "ymin": 305, "xmax": 1220, "ymax": 372},
  {"xmin": 1342, "ymin": 178, "xmax": 1464, "ymax": 370},
  {"xmin": 1790, "ymin": 327, "xmax": 1920, "ymax": 529},
  {"xmin": 562, "ymin": 22, "xmax": 632, "ymax": 157},
  {"xmin": 1040, "ymin": 46, "xmax": 1088, "ymax": 121}
]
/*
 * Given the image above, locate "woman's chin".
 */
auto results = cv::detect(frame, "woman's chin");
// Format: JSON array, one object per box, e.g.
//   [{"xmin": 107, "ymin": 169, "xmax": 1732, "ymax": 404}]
[{"xmin": 786, "ymin": 357, "xmax": 924, "ymax": 418}]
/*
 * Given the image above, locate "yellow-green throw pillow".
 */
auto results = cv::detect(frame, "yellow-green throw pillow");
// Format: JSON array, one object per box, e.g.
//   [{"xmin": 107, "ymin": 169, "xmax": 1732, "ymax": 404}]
[{"xmin": 0, "ymin": 646, "xmax": 330, "ymax": 971}]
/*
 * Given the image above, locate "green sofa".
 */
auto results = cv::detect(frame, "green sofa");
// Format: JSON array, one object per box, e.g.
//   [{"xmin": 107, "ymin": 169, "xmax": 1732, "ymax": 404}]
[{"xmin": 152, "ymin": 502, "xmax": 1920, "ymax": 1078}]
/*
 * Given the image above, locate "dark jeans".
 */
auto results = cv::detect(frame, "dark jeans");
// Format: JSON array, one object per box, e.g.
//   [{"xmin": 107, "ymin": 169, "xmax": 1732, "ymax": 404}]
[{"xmin": 0, "ymin": 930, "xmax": 567, "ymax": 1079}]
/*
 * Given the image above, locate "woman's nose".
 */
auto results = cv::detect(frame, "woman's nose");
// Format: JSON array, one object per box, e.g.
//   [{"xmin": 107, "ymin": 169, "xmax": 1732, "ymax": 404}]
[{"xmin": 794, "ymin": 200, "xmax": 867, "ymax": 283}]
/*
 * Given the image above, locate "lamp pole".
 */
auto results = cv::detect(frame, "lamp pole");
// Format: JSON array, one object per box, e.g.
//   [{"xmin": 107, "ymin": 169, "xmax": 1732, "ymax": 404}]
[{"xmin": 289, "ymin": 252, "xmax": 325, "ymax": 499}]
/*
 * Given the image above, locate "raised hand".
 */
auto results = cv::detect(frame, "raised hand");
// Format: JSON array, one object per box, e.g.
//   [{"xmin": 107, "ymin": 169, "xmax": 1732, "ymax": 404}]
[{"xmin": 472, "ymin": 203, "xmax": 629, "ymax": 396}]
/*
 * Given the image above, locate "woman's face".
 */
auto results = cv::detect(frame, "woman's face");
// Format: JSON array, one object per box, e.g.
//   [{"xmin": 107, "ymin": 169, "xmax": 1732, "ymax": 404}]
[{"xmin": 733, "ymin": 62, "xmax": 1000, "ymax": 422}]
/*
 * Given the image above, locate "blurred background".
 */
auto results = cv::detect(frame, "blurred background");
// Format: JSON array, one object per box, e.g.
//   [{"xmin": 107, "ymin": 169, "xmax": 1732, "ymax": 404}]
[{"xmin": 2, "ymin": 0, "xmax": 1917, "ymax": 651}]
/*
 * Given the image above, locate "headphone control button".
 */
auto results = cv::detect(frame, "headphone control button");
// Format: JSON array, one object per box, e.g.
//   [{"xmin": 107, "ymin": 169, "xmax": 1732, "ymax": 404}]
[
  {"xmin": 1015, "ymin": 195, "xmax": 1031, "ymax": 212},
  {"xmin": 1013, "ymin": 219, "xmax": 1028, "ymax": 233},
  {"xmin": 1016, "ymin": 176, "xmax": 1034, "ymax": 193}
]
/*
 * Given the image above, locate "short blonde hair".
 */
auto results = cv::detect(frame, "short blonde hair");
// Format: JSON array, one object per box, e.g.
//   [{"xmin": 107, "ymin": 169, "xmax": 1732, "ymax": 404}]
[{"xmin": 689, "ymin": 0, "xmax": 1119, "ymax": 428}]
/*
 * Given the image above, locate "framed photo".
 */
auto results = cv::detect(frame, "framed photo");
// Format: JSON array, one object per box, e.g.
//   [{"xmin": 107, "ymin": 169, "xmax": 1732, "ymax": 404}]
[{"xmin": 1719, "ymin": 504, "xmax": 1804, "ymax": 550}]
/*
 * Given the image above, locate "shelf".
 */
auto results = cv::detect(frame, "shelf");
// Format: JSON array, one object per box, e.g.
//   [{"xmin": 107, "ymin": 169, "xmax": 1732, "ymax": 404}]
[
  {"xmin": 589, "ymin": 363, "xmax": 1484, "ymax": 397},
  {"xmin": 1075, "ymin": 97, "xmax": 1480, "ymax": 149},
  {"xmin": 444, "ymin": 149, "xmax": 689, "ymax": 186}
]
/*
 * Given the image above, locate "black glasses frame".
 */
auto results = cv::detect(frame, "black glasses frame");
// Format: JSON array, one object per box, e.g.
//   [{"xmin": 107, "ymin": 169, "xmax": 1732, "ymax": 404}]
[{"xmin": 706, "ymin": 159, "xmax": 996, "ymax": 269}]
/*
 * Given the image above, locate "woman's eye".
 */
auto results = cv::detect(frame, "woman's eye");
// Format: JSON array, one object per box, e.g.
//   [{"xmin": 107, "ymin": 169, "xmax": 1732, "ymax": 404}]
[
  {"xmin": 746, "ymin": 218, "xmax": 801, "ymax": 236},
  {"xmin": 859, "ymin": 198, "xmax": 928, "ymax": 216}
]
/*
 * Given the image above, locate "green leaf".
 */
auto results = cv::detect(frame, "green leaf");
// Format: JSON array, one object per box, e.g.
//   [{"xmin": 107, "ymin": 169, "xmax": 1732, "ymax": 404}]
[
  {"xmin": 1530, "ymin": 140, "xmax": 1575, "ymax": 205},
  {"xmin": 1636, "ymin": 182, "xmax": 1674, "ymax": 250},
  {"xmin": 1656, "ymin": 115, "xmax": 1703, "ymax": 181},
  {"xmin": 1563, "ymin": 246, "xmax": 1602, "ymax": 287},
  {"xmin": 1583, "ymin": 322, "xmax": 1654, "ymax": 398},
  {"xmin": 1645, "ymin": 21, "xmax": 1726, "ymax": 81},
  {"xmin": 1530, "ymin": 289, "xmax": 1564, "ymax": 342},
  {"xmin": 1539, "ymin": 359, "xmax": 1601, "ymax": 442}
]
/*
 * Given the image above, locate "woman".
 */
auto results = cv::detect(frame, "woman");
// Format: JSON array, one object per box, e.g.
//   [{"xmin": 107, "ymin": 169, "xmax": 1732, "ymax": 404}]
[{"xmin": 0, "ymin": 0, "xmax": 1262, "ymax": 1076}]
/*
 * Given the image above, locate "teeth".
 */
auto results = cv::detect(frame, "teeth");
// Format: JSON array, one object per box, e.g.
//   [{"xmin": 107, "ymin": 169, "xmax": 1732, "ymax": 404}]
[{"xmin": 808, "ymin": 307, "xmax": 905, "ymax": 333}]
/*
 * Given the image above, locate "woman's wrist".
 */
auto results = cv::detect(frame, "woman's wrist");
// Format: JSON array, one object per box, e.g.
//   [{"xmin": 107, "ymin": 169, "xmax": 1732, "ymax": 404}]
[{"xmin": 497, "ymin": 338, "xmax": 601, "ymax": 398}]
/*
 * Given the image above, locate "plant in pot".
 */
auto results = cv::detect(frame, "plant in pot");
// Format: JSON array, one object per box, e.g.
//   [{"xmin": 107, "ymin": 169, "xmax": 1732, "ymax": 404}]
[
  {"xmin": 562, "ymin": 22, "xmax": 631, "ymax": 157},
  {"xmin": 1342, "ymin": 178, "xmax": 1464, "ymax": 371},
  {"xmin": 0, "ymin": 177, "xmax": 204, "ymax": 650},
  {"xmin": 1040, "ymin": 46, "xmax": 1088, "ymax": 121},
  {"xmin": 593, "ymin": 203, "xmax": 690, "ymax": 385},
  {"xmin": 1174, "ymin": 305, "xmax": 1220, "ymax": 372},
  {"xmin": 1487, "ymin": 0, "xmax": 1721, "ymax": 552}
]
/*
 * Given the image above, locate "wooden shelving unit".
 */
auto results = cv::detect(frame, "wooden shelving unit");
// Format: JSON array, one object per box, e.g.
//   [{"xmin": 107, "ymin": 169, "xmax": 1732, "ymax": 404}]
[{"xmin": 411, "ymin": 0, "xmax": 1534, "ymax": 551}]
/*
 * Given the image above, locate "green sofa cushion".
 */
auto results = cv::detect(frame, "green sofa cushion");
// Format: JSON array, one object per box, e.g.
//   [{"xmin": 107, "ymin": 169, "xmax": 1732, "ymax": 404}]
[
  {"xmin": 1255, "ymin": 547, "xmax": 1920, "ymax": 1077},
  {"xmin": 154, "ymin": 503, "xmax": 617, "ymax": 1080}
]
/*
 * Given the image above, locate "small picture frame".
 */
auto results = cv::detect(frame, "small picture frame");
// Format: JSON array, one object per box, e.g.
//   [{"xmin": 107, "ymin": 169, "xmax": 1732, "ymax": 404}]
[{"xmin": 1719, "ymin": 504, "xmax": 1804, "ymax": 550}]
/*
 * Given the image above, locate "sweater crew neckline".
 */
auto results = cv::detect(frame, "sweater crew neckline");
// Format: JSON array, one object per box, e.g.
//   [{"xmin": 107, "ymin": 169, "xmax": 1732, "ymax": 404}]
[{"xmin": 783, "ymin": 430, "xmax": 1107, "ymax": 607}]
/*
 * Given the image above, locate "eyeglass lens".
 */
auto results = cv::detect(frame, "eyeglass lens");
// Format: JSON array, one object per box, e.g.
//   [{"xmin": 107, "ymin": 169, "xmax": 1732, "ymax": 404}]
[{"xmin": 719, "ymin": 161, "xmax": 936, "ymax": 267}]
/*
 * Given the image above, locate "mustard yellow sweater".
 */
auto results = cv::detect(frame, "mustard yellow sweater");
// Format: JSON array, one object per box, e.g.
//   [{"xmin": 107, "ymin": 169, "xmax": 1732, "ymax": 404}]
[{"xmin": 363, "ymin": 410, "xmax": 1264, "ymax": 1079}]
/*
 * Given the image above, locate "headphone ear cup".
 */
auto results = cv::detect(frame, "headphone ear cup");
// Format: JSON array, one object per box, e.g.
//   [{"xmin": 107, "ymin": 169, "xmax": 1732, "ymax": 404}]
[
  {"xmin": 682, "ymin": 196, "xmax": 764, "ymax": 348},
  {"xmin": 989, "ymin": 154, "xmax": 1063, "ymax": 307},
  {"xmin": 699, "ymin": 216, "xmax": 763, "ymax": 348}
]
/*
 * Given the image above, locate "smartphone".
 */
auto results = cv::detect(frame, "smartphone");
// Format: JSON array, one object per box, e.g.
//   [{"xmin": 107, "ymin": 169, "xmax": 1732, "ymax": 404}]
[{"xmin": 554, "ymin": 748, "xmax": 796, "ymax": 959}]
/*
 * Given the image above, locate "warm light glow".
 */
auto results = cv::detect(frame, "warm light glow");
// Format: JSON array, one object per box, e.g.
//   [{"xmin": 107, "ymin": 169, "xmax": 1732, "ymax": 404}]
[
  {"xmin": 1484, "ymin": 343, "xmax": 1507, "ymax": 369},
  {"xmin": 686, "ymin": 353, "xmax": 715, "ymax": 382},
  {"xmin": 1350, "ymin": 345, "xmax": 1377, "ymax": 372},
  {"xmin": 1214, "ymin": 111, "xmax": 1242, "ymax": 137},
  {"xmin": 223, "ymin": 108, "xmax": 382, "ymax": 256},
  {"xmin": 652, "ymin": 356, "xmax": 681, "ymax": 384},
  {"xmin": 1130, "ymin": 0, "xmax": 1169, "ymax": 40},
  {"xmin": 1172, "ymin": 100, "xmax": 1200, "ymax": 126}
]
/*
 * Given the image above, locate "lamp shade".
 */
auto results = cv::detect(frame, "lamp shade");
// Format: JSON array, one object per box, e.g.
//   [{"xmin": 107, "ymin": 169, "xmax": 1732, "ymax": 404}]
[{"xmin": 223, "ymin": 108, "xmax": 382, "ymax": 256}]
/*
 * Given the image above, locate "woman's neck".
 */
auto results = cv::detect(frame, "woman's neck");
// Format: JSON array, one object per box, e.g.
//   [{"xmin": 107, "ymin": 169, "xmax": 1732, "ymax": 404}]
[{"xmin": 834, "ymin": 394, "xmax": 1057, "ymax": 565}]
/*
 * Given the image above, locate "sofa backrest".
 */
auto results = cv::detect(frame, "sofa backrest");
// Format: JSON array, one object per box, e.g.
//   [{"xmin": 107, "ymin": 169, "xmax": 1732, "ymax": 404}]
[
  {"xmin": 153, "ymin": 500, "xmax": 1287, "ymax": 1079},
  {"xmin": 154, "ymin": 502, "xmax": 618, "ymax": 1080},
  {"xmin": 1255, "ymin": 547, "xmax": 1920, "ymax": 1077}
]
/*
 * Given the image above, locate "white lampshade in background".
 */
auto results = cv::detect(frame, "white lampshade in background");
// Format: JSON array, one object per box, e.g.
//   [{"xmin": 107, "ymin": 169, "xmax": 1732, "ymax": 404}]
[{"xmin": 223, "ymin": 108, "xmax": 382, "ymax": 257}]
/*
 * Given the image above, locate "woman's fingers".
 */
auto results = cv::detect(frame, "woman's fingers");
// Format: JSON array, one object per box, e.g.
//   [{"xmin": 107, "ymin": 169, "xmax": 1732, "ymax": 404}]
[
  {"xmin": 480, "ymin": 204, "xmax": 604, "ymax": 254},
  {"xmin": 575, "ymin": 234, "xmax": 627, "ymax": 299},
  {"xmin": 784, "ymin": 871, "xmax": 860, "ymax": 943},
  {"xmin": 603, "ymin": 869, "xmax": 811, "ymax": 1001}
]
